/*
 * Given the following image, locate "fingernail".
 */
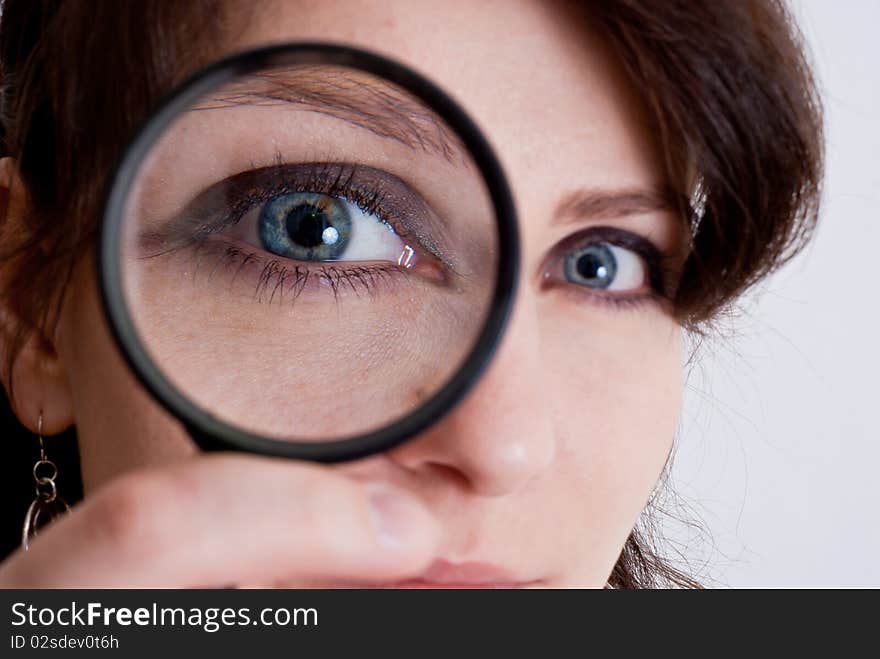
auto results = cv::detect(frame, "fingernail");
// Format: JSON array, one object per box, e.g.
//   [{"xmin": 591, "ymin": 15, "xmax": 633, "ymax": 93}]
[{"xmin": 368, "ymin": 486, "xmax": 431, "ymax": 548}]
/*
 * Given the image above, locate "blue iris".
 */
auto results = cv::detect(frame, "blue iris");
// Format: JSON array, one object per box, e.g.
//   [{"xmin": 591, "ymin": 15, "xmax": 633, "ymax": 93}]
[
  {"xmin": 258, "ymin": 192, "xmax": 352, "ymax": 261},
  {"xmin": 564, "ymin": 244, "xmax": 617, "ymax": 289}
]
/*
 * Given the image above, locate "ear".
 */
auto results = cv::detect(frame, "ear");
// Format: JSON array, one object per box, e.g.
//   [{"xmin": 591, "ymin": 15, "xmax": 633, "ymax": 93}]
[{"xmin": 0, "ymin": 156, "xmax": 75, "ymax": 435}]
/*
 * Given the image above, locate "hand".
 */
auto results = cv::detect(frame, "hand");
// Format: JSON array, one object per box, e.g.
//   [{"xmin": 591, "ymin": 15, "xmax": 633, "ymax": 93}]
[{"xmin": 0, "ymin": 453, "xmax": 440, "ymax": 587}]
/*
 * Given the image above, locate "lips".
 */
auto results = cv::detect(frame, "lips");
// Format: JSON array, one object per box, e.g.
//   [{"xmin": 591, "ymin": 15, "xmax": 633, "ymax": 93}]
[{"xmin": 378, "ymin": 560, "xmax": 540, "ymax": 589}]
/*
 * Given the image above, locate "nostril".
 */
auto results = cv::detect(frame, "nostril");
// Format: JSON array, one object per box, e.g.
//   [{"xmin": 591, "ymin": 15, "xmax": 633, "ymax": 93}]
[{"xmin": 423, "ymin": 461, "xmax": 473, "ymax": 491}]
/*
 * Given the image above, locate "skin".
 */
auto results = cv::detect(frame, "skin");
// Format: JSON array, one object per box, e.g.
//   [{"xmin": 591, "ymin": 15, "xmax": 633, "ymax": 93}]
[{"xmin": 0, "ymin": 0, "xmax": 687, "ymax": 587}]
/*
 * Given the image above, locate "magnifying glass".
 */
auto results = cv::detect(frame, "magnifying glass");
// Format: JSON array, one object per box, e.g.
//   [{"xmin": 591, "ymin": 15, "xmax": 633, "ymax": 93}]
[{"xmin": 98, "ymin": 43, "xmax": 518, "ymax": 462}]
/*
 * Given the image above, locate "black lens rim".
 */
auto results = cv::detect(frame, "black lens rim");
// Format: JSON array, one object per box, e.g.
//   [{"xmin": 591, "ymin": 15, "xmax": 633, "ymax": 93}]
[{"xmin": 98, "ymin": 42, "xmax": 519, "ymax": 462}]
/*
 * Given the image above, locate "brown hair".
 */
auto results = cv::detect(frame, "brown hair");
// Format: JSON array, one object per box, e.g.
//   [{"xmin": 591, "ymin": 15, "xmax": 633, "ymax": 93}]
[{"xmin": 0, "ymin": 0, "xmax": 823, "ymax": 586}]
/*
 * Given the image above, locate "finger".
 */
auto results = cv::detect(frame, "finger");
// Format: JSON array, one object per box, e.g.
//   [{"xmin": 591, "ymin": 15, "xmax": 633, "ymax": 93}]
[{"xmin": 0, "ymin": 453, "xmax": 440, "ymax": 587}]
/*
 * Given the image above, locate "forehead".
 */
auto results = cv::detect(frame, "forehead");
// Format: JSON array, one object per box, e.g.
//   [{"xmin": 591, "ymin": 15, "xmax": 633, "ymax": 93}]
[{"xmin": 217, "ymin": 0, "xmax": 668, "ymax": 239}]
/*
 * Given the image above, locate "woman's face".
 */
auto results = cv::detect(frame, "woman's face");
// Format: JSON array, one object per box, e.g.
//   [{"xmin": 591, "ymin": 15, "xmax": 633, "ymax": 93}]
[{"xmin": 34, "ymin": 0, "xmax": 686, "ymax": 586}]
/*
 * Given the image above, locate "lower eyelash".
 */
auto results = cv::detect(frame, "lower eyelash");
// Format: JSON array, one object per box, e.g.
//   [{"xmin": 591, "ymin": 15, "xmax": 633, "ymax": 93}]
[
  {"xmin": 256, "ymin": 261, "xmax": 404, "ymax": 304},
  {"xmin": 188, "ymin": 239, "xmax": 409, "ymax": 305}
]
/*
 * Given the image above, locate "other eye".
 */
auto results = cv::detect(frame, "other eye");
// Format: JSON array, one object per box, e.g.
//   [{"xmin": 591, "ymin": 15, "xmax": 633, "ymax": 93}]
[
  {"xmin": 563, "ymin": 242, "xmax": 646, "ymax": 292},
  {"xmin": 231, "ymin": 191, "xmax": 416, "ymax": 267}
]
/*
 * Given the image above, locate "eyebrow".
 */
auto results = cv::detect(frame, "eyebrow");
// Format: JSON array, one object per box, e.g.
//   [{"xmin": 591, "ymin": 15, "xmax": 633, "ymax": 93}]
[
  {"xmin": 552, "ymin": 187, "xmax": 679, "ymax": 225},
  {"xmin": 194, "ymin": 68, "xmax": 465, "ymax": 164}
]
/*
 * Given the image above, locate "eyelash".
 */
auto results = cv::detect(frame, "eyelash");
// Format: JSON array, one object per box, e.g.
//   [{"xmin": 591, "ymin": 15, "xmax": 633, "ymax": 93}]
[
  {"xmin": 215, "ymin": 159, "xmax": 406, "ymax": 238},
  {"xmin": 185, "ymin": 239, "xmax": 412, "ymax": 305},
  {"xmin": 177, "ymin": 160, "xmax": 432, "ymax": 302}
]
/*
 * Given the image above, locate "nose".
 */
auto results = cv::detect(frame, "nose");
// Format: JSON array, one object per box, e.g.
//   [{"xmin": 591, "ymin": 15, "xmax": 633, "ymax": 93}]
[{"xmin": 387, "ymin": 294, "xmax": 556, "ymax": 496}]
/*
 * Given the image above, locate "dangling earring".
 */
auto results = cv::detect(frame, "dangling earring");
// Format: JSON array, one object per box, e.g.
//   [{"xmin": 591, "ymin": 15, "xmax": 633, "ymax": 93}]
[{"xmin": 21, "ymin": 412, "xmax": 70, "ymax": 551}]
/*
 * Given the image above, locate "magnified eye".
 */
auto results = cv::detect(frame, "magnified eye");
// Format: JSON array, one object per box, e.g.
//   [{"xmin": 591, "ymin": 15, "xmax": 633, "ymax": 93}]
[
  {"xmin": 257, "ymin": 192, "xmax": 413, "ymax": 266},
  {"xmin": 144, "ymin": 161, "xmax": 455, "ymax": 299},
  {"xmin": 224, "ymin": 188, "xmax": 418, "ymax": 269},
  {"xmin": 564, "ymin": 243, "xmax": 645, "ymax": 291}
]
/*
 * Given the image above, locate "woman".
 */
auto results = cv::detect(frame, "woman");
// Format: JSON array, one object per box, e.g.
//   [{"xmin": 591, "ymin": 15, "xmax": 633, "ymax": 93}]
[{"xmin": 0, "ymin": 0, "xmax": 822, "ymax": 587}]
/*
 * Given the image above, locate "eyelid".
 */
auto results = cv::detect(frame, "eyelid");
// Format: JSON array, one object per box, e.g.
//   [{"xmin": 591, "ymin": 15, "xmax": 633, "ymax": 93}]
[{"xmin": 538, "ymin": 225, "xmax": 671, "ymax": 299}]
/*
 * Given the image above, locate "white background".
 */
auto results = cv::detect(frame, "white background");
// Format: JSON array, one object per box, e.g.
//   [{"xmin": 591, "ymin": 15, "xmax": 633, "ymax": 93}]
[{"xmin": 671, "ymin": 0, "xmax": 880, "ymax": 587}]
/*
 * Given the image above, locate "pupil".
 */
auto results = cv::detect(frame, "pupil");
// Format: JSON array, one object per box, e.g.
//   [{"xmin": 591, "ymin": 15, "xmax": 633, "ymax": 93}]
[
  {"xmin": 285, "ymin": 204, "xmax": 331, "ymax": 248},
  {"xmin": 576, "ymin": 253, "xmax": 607, "ymax": 281}
]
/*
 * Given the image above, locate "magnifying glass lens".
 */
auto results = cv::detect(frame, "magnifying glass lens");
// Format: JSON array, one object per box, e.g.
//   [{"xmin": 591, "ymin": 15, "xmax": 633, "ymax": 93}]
[{"xmin": 114, "ymin": 58, "xmax": 502, "ymax": 445}]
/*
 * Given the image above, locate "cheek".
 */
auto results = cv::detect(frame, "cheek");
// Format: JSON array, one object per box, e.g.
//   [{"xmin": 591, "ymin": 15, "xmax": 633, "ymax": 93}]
[
  {"xmin": 121, "ymin": 252, "xmax": 486, "ymax": 440},
  {"xmin": 540, "ymin": 299, "xmax": 682, "ymax": 544},
  {"xmin": 55, "ymin": 259, "xmax": 195, "ymax": 493}
]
